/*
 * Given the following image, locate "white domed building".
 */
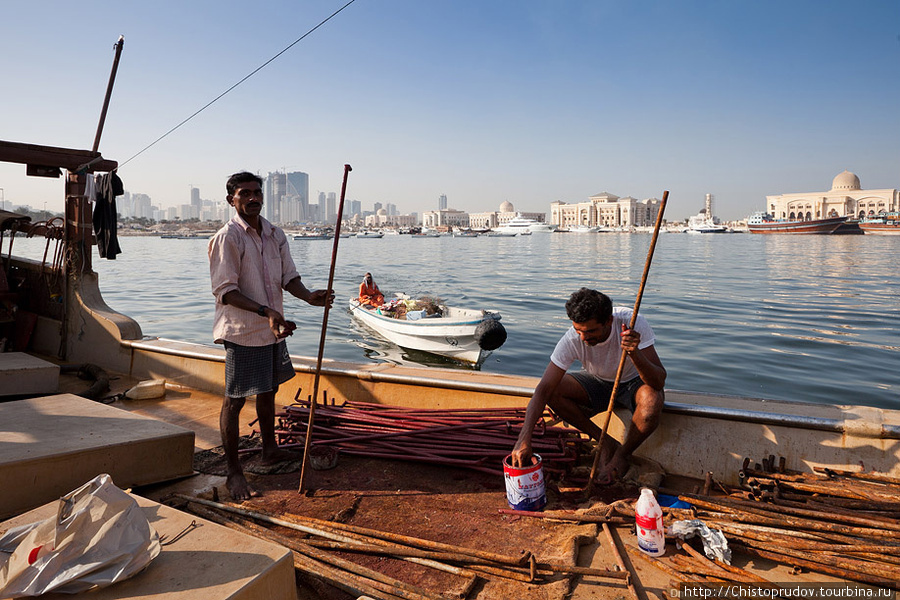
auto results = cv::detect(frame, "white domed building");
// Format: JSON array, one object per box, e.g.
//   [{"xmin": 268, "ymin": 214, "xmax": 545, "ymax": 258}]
[{"xmin": 764, "ymin": 171, "xmax": 899, "ymax": 221}]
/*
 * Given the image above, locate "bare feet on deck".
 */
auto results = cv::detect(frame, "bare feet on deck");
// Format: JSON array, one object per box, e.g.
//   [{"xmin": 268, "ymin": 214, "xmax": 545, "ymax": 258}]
[
  {"xmin": 594, "ymin": 452, "xmax": 630, "ymax": 485},
  {"xmin": 226, "ymin": 472, "xmax": 260, "ymax": 501},
  {"xmin": 260, "ymin": 447, "xmax": 302, "ymax": 466}
]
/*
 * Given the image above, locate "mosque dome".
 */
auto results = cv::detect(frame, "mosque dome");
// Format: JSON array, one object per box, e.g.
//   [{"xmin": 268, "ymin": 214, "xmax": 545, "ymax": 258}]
[
  {"xmin": 499, "ymin": 201, "xmax": 514, "ymax": 213},
  {"xmin": 376, "ymin": 208, "xmax": 387, "ymax": 216},
  {"xmin": 831, "ymin": 170, "xmax": 861, "ymax": 191}
]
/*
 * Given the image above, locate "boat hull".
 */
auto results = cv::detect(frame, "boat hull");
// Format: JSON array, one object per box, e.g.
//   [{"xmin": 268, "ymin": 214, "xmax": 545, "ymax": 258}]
[
  {"xmin": 348, "ymin": 299, "xmax": 500, "ymax": 364},
  {"xmin": 860, "ymin": 222, "xmax": 900, "ymax": 235},
  {"xmin": 748, "ymin": 216, "xmax": 848, "ymax": 234}
]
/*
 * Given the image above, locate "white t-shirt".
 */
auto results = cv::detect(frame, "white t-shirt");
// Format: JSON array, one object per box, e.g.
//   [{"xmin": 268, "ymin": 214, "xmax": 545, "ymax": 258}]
[{"xmin": 550, "ymin": 307, "xmax": 656, "ymax": 382}]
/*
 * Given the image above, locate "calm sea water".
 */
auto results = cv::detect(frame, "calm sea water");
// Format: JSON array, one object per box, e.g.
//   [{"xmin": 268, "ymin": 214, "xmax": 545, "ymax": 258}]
[{"xmin": 11, "ymin": 232, "xmax": 899, "ymax": 409}]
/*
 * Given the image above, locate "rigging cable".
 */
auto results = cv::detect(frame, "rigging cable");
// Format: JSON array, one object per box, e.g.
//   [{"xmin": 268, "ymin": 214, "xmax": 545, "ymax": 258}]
[{"xmin": 120, "ymin": 0, "xmax": 358, "ymax": 168}]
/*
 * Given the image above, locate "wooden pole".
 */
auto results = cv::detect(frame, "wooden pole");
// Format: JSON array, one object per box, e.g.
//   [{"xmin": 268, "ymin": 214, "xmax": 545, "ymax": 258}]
[
  {"xmin": 92, "ymin": 36, "xmax": 125, "ymax": 154},
  {"xmin": 298, "ymin": 164, "xmax": 351, "ymax": 492},
  {"xmin": 586, "ymin": 191, "xmax": 668, "ymax": 496}
]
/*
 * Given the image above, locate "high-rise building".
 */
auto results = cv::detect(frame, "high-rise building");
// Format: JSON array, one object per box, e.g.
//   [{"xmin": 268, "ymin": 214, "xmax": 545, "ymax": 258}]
[
  {"xmin": 285, "ymin": 171, "xmax": 309, "ymax": 223},
  {"xmin": 326, "ymin": 192, "xmax": 336, "ymax": 223},
  {"xmin": 350, "ymin": 200, "xmax": 361, "ymax": 219},
  {"xmin": 439, "ymin": 194, "xmax": 448, "ymax": 210},
  {"xmin": 190, "ymin": 186, "xmax": 201, "ymax": 210}
]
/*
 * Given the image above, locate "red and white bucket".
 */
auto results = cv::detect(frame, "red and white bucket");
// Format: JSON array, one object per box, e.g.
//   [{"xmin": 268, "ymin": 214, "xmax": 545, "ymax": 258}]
[{"xmin": 503, "ymin": 454, "xmax": 547, "ymax": 511}]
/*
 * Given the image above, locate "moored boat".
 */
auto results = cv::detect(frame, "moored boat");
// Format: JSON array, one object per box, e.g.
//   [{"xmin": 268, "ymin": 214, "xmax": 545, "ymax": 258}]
[
  {"xmin": 747, "ymin": 212, "xmax": 848, "ymax": 234},
  {"xmin": 348, "ymin": 295, "xmax": 506, "ymax": 365},
  {"xmin": 859, "ymin": 213, "xmax": 900, "ymax": 235},
  {"xmin": 355, "ymin": 230, "xmax": 384, "ymax": 239},
  {"xmin": 494, "ymin": 213, "xmax": 557, "ymax": 235}
]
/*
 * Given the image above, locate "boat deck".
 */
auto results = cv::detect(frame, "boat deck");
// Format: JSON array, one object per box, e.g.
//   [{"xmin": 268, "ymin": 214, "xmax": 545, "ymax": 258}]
[{"xmin": 34, "ymin": 369, "xmax": 861, "ymax": 600}]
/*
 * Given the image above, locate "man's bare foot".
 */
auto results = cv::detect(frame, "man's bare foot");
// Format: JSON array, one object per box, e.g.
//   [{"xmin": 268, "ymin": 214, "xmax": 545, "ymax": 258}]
[
  {"xmin": 260, "ymin": 447, "xmax": 302, "ymax": 466},
  {"xmin": 226, "ymin": 472, "xmax": 259, "ymax": 501},
  {"xmin": 594, "ymin": 453, "xmax": 630, "ymax": 485}
]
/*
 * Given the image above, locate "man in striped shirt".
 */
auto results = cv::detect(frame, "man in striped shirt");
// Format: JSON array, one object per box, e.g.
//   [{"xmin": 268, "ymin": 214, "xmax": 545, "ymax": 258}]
[{"xmin": 209, "ymin": 171, "xmax": 332, "ymax": 501}]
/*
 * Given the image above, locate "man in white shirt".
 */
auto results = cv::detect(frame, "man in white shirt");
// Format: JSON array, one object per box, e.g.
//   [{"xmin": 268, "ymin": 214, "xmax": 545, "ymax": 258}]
[
  {"xmin": 209, "ymin": 171, "xmax": 332, "ymax": 501},
  {"xmin": 511, "ymin": 288, "xmax": 666, "ymax": 483}
]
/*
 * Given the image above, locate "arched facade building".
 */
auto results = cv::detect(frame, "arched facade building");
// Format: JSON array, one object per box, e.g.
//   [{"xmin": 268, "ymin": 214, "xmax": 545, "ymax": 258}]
[{"xmin": 765, "ymin": 171, "xmax": 899, "ymax": 221}]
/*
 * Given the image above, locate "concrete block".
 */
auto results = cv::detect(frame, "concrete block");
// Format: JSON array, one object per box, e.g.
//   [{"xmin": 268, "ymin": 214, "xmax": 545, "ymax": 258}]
[
  {"xmin": 0, "ymin": 352, "xmax": 59, "ymax": 397},
  {"xmin": 0, "ymin": 394, "xmax": 195, "ymax": 519},
  {"xmin": 0, "ymin": 494, "xmax": 297, "ymax": 600}
]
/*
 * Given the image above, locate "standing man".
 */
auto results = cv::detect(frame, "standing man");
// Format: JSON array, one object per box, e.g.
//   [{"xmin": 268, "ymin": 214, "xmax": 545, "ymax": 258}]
[
  {"xmin": 209, "ymin": 171, "xmax": 333, "ymax": 501},
  {"xmin": 511, "ymin": 288, "xmax": 666, "ymax": 483}
]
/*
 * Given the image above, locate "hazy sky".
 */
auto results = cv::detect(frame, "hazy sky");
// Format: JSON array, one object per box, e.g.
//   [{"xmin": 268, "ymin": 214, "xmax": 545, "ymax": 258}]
[{"xmin": 2, "ymin": 0, "xmax": 898, "ymax": 220}]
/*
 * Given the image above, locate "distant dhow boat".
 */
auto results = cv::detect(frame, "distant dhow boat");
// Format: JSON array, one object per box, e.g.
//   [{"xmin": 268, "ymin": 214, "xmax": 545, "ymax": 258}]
[
  {"xmin": 859, "ymin": 212, "xmax": 900, "ymax": 235},
  {"xmin": 747, "ymin": 212, "xmax": 848, "ymax": 234}
]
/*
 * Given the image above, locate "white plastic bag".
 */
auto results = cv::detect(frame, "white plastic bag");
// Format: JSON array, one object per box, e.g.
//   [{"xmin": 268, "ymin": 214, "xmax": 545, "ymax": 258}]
[{"xmin": 0, "ymin": 473, "xmax": 161, "ymax": 597}]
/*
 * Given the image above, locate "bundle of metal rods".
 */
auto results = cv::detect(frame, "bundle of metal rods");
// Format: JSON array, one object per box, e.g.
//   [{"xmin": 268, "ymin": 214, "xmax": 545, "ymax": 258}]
[
  {"xmin": 642, "ymin": 456, "xmax": 900, "ymax": 590},
  {"xmin": 273, "ymin": 399, "xmax": 584, "ymax": 475},
  {"xmin": 174, "ymin": 495, "xmax": 630, "ymax": 600}
]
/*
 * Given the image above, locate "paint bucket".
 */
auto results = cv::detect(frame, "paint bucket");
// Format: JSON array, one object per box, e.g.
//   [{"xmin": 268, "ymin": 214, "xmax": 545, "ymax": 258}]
[{"xmin": 503, "ymin": 454, "xmax": 547, "ymax": 511}]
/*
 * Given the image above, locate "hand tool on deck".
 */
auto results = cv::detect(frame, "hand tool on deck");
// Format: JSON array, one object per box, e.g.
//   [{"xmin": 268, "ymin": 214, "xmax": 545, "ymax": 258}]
[{"xmin": 298, "ymin": 163, "xmax": 352, "ymax": 492}]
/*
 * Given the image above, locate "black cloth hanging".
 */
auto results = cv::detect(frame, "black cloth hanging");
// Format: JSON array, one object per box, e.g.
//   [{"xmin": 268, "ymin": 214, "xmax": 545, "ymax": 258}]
[{"xmin": 92, "ymin": 172, "xmax": 124, "ymax": 260}]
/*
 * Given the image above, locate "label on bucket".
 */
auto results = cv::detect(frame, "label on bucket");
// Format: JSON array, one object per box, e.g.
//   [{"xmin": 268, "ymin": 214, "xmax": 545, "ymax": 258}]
[{"xmin": 503, "ymin": 455, "xmax": 547, "ymax": 511}]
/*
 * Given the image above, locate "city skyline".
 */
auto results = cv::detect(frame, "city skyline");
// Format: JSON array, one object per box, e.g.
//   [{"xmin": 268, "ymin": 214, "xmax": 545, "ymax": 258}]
[{"xmin": 2, "ymin": 1, "xmax": 898, "ymax": 221}]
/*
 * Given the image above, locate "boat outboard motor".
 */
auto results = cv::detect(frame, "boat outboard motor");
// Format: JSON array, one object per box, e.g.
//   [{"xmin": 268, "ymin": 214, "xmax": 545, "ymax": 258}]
[{"xmin": 474, "ymin": 319, "xmax": 506, "ymax": 351}]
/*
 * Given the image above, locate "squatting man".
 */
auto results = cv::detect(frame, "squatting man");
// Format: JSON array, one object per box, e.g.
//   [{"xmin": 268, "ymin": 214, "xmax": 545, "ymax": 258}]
[{"xmin": 511, "ymin": 288, "xmax": 666, "ymax": 483}]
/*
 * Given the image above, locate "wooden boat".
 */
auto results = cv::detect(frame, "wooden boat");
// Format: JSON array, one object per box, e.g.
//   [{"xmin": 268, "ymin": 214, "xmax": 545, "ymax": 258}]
[
  {"xmin": 348, "ymin": 296, "xmax": 505, "ymax": 365},
  {"xmin": 747, "ymin": 212, "xmax": 848, "ymax": 234},
  {"xmin": 5, "ymin": 140, "xmax": 900, "ymax": 597},
  {"xmin": 860, "ymin": 213, "xmax": 900, "ymax": 235}
]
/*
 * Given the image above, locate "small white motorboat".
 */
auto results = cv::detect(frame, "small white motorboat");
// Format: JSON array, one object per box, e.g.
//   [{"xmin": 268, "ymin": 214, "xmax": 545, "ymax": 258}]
[
  {"xmin": 348, "ymin": 295, "xmax": 506, "ymax": 365},
  {"xmin": 356, "ymin": 231, "xmax": 384, "ymax": 239}
]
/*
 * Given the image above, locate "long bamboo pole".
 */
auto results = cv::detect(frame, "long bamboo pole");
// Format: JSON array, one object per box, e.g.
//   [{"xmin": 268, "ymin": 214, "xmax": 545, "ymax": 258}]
[
  {"xmin": 298, "ymin": 164, "xmax": 351, "ymax": 492},
  {"xmin": 586, "ymin": 190, "xmax": 668, "ymax": 495}
]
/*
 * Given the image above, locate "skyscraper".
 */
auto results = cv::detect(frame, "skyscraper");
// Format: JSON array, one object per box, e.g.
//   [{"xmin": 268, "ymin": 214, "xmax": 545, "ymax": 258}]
[{"xmin": 439, "ymin": 194, "xmax": 448, "ymax": 210}]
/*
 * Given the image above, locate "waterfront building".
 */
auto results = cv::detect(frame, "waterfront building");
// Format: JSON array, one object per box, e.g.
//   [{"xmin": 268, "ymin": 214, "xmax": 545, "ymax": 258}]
[
  {"xmin": 765, "ymin": 171, "xmax": 899, "ymax": 220},
  {"xmin": 422, "ymin": 208, "xmax": 469, "ymax": 229},
  {"xmin": 550, "ymin": 192, "xmax": 662, "ymax": 229},
  {"xmin": 366, "ymin": 208, "xmax": 417, "ymax": 229}
]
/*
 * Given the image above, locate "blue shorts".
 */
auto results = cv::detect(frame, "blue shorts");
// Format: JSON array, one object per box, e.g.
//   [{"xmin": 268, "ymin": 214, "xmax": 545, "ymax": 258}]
[
  {"xmin": 568, "ymin": 372, "xmax": 643, "ymax": 416},
  {"xmin": 224, "ymin": 340, "xmax": 295, "ymax": 398}
]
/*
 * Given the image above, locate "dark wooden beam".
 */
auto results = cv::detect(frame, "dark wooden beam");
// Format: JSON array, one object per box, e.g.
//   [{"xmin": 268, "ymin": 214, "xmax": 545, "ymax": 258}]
[{"xmin": 0, "ymin": 140, "xmax": 117, "ymax": 173}]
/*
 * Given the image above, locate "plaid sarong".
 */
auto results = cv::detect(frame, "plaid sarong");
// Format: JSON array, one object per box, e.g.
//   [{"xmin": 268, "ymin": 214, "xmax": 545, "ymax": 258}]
[{"xmin": 224, "ymin": 340, "xmax": 295, "ymax": 398}]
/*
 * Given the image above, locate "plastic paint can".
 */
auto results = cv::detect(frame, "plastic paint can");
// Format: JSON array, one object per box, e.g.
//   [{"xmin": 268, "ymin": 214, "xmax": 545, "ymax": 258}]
[{"xmin": 503, "ymin": 454, "xmax": 547, "ymax": 511}]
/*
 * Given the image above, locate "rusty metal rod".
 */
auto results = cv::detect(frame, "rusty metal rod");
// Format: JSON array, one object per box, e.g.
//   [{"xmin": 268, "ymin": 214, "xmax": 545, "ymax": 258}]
[
  {"xmin": 185, "ymin": 503, "xmax": 416, "ymax": 600},
  {"xmin": 602, "ymin": 523, "xmax": 641, "ymax": 600},
  {"xmin": 679, "ymin": 541, "xmax": 773, "ymax": 585},
  {"xmin": 499, "ymin": 508, "xmax": 630, "ymax": 524},
  {"xmin": 299, "ymin": 163, "xmax": 351, "ymax": 493},
  {"xmin": 680, "ymin": 492, "xmax": 900, "ymax": 532},
  {"xmin": 194, "ymin": 503, "xmax": 442, "ymax": 600},
  {"xmin": 587, "ymin": 190, "xmax": 668, "ymax": 495},
  {"xmin": 732, "ymin": 543, "xmax": 900, "ymax": 590},
  {"xmin": 179, "ymin": 495, "xmax": 531, "ymax": 567},
  {"xmin": 814, "ymin": 466, "xmax": 900, "ymax": 486},
  {"xmin": 678, "ymin": 495, "xmax": 900, "ymax": 538},
  {"xmin": 179, "ymin": 495, "xmax": 482, "ymax": 582}
]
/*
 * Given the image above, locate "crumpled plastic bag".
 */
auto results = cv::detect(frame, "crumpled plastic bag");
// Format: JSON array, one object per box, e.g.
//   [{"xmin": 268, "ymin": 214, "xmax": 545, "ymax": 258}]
[
  {"xmin": 670, "ymin": 519, "xmax": 732, "ymax": 564},
  {"xmin": 0, "ymin": 473, "xmax": 161, "ymax": 597}
]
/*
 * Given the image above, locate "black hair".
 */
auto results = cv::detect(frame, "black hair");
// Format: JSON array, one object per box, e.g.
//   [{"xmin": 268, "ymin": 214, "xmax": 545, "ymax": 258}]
[
  {"xmin": 226, "ymin": 171, "xmax": 263, "ymax": 196},
  {"xmin": 565, "ymin": 288, "xmax": 612, "ymax": 324}
]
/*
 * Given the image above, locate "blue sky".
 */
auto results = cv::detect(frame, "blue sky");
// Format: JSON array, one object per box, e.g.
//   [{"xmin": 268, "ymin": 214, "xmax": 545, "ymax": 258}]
[{"xmin": 2, "ymin": 0, "xmax": 898, "ymax": 220}]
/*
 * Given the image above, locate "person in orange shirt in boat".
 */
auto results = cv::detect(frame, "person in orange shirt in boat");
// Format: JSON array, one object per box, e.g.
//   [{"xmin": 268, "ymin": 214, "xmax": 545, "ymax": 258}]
[{"xmin": 358, "ymin": 272, "xmax": 384, "ymax": 307}]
